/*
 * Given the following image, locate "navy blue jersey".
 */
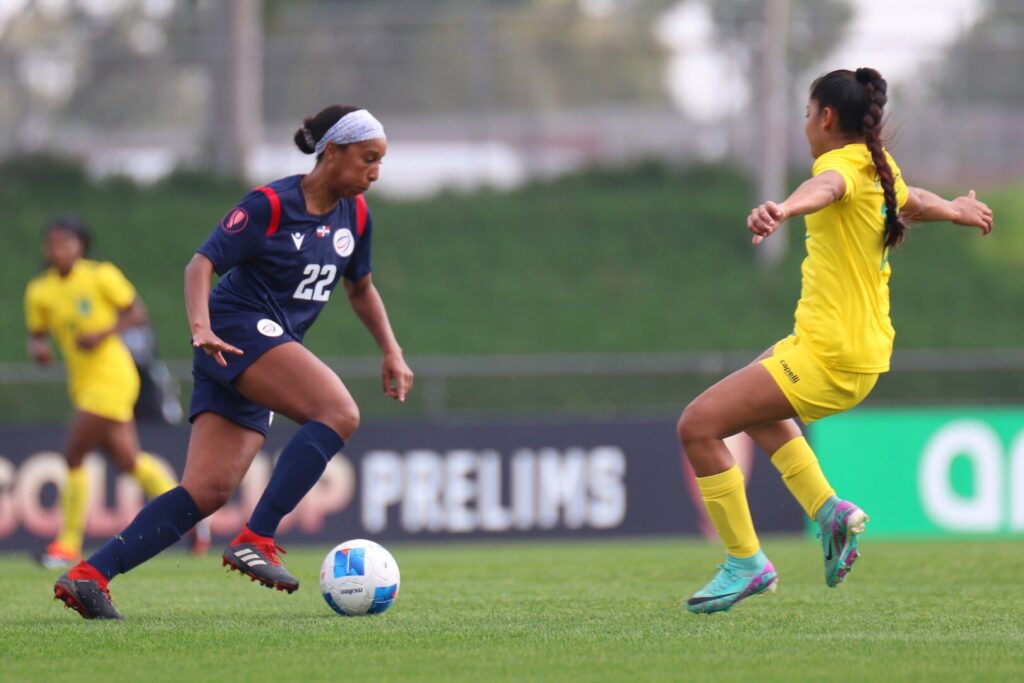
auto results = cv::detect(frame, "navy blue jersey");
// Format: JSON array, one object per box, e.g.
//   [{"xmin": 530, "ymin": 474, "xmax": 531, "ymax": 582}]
[{"xmin": 198, "ymin": 175, "xmax": 373, "ymax": 342}]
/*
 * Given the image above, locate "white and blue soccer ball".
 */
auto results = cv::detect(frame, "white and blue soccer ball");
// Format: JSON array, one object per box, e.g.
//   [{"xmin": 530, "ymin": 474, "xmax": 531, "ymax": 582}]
[{"xmin": 319, "ymin": 539, "xmax": 400, "ymax": 616}]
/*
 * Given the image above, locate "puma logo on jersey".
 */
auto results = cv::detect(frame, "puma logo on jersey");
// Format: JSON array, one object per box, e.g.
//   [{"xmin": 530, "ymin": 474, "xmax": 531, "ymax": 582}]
[{"xmin": 291, "ymin": 233, "xmax": 305, "ymax": 250}]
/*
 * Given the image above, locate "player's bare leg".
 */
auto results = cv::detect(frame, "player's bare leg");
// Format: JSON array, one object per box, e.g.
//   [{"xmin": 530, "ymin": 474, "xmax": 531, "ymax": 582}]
[
  {"xmin": 235, "ymin": 341, "xmax": 360, "ymax": 440},
  {"xmin": 678, "ymin": 361, "xmax": 797, "ymax": 476},
  {"xmin": 180, "ymin": 412, "xmax": 265, "ymax": 516}
]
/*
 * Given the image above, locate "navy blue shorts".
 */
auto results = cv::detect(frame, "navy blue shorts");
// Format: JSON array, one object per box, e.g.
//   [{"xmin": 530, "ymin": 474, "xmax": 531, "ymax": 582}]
[{"xmin": 188, "ymin": 310, "xmax": 295, "ymax": 436}]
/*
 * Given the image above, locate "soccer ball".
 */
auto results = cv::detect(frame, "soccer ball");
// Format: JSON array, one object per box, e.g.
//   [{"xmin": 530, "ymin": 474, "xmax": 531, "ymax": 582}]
[{"xmin": 319, "ymin": 539, "xmax": 401, "ymax": 616}]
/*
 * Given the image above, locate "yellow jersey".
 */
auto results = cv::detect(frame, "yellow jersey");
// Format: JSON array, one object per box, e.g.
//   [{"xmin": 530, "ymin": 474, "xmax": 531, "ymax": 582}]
[
  {"xmin": 24, "ymin": 260, "xmax": 140, "ymax": 405},
  {"xmin": 793, "ymin": 143, "xmax": 909, "ymax": 373}
]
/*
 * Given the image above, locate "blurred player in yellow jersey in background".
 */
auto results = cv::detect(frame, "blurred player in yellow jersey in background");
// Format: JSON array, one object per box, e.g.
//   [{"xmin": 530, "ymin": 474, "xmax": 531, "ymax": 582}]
[{"xmin": 24, "ymin": 216, "xmax": 210, "ymax": 567}]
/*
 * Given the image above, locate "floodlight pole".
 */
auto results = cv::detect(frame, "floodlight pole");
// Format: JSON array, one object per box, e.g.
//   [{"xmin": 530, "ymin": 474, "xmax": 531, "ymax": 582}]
[
  {"xmin": 757, "ymin": 0, "xmax": 790, "ymax": 269},
  {"xmin": 209, "ymin": 0, "xmax": 263, "ymax": 178}
]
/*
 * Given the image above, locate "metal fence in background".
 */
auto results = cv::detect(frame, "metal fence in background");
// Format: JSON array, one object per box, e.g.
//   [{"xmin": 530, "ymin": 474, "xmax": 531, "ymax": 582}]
[{"xmin": 2, "ymin": 349, "xmax": 1022, "ymax": 425}]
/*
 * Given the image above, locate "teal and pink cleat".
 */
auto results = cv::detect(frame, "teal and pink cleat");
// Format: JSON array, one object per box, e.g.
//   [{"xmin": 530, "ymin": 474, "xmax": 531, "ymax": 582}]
[
  {"xmin": 817, "ymin": 498, "xmax": 869, "ymax": 587},
  {"xmin": 686, "ymin": 550, "xmax": 778, "ymax": 614}
]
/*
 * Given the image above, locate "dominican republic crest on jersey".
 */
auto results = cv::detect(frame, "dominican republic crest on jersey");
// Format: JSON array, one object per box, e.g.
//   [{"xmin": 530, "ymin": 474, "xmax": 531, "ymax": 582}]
[
  {"xmin": 333, "ymin": 228, "xmax": 355, "ymax": 257},
  {"xmin": 316, "ymin": 225, "xmax": 331, "ymax": 238}
]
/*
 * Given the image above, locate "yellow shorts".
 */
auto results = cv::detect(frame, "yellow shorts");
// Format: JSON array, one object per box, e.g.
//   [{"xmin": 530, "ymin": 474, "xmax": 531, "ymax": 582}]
[
  {"xmin": 760, "ymin": 335, "xmax": 879, "ymax": 424},
  {"xmin": 70, "ymin": 372, "xmax": 140, "ymax": 423}
]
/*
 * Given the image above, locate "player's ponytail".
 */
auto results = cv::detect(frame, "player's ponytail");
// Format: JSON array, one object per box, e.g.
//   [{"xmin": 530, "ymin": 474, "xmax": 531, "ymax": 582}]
[
  {"xmin": 855, "ymin": 68, "xmax": 906, "ymax": 248},
  {"xmin": 810, "ymin": 68, "xmax": 907, "ymax": 248},
  {"xmin": 294, "ymin": 118, "xmax": 317, "ymax": 154},
  {"xmin": 293, "ymin": 105, "xmax": 362, "ymax": 159}
]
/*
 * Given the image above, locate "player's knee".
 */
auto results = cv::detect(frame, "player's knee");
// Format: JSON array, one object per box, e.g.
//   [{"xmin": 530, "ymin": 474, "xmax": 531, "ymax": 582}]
[
  {"xmin": 677, "ymin": 402, "xmax": 712, "ymax": 447},
  {"xmin": 675, "ymin": 411, "xmax": 692, "ymax": 445},
  {"xmin": 183, "ymin": 478, "xmax": 234, "ymax": 516},
  {"xmin": 315, "ymin": 402, "xmax": 360, "ymax": 441}
]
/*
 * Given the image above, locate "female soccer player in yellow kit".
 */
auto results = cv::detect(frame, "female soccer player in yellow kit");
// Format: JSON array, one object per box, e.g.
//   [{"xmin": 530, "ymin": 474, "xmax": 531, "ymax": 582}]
[
  {"xmin": 24, "ymin": 217, "xmax": 210, "ymax": 567},
  {"xmin": 677, "ymin": 68, "xmax": 994, "ymax": 614}
]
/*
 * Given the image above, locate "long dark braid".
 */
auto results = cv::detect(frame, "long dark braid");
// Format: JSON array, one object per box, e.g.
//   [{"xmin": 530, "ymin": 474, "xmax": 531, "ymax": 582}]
[
  {"xmin": 855, "ymin": 68, "xmax": 906, "ymax": 248},
  {"xmin": 810, "ymin": 68, "xmax": 907, "ymax": 248}
]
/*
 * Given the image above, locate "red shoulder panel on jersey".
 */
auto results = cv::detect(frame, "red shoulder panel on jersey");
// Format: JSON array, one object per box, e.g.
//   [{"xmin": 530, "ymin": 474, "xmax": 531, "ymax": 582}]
[
  {"xmin": 256, "ymin": 186, "xmax": 282, "ymax": 237},
  {"xmin": 355, "ymin": 194, "xmax": 368, "ymax": 236}
]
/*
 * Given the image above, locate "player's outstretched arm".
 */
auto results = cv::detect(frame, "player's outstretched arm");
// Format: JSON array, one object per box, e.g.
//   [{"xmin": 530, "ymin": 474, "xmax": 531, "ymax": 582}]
[
  {"xmin": 185, "ymin": 253, "xmax": 243, "ymax": 367},
  {"xmin": 901, "ymin": 187, "xmax": 993, "ymax": 235},
  {"xmin": 749, "ymin": 170, "xmax": 846, "ymax": 244},
  {"xmin": 344, "ymin": 274, "xmax": 413, "ymax": 402}
]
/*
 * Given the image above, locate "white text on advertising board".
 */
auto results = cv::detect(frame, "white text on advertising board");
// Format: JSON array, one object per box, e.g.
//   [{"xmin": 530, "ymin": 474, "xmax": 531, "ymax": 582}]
[
  {"xmin": 362, "ymin": 446, "xmax": 627, "ymax": 533},
  {"xmin": 919, "ymin": 420, "xmax": 1024, "ymax": 532}
]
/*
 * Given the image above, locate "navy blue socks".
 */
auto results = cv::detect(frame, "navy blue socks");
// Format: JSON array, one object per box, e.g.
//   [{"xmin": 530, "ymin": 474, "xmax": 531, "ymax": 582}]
[
  {"xmin": 247, "ymin": 421, "xmax": 344, "ymax": 538},
  {"xmin": 87, "ymin": 486, "xmax": 203, "ymax": 581},
  {"xmin": 84, "ymin": 422, "xmax": 343, "ymax": 581}
]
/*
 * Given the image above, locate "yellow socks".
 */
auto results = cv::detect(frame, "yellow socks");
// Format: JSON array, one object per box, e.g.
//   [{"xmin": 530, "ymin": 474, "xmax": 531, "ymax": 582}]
[
  {"xmin": 695, "ymin": 464, "xmax": 760, "ymax": 558},
  {"xmin": 771, "ymin": 436, "xmax": 835, "ymax": 519},
  {"xmin": 53, "ymin": 454, "xmax": 174, "ymax": 554},
  {"xmin": 696, "ymin": 437, "xmax": 835, "ymax": 558},
  {"xmin": 131, "ymin": 452, "xmax": 176, "ymax": 499},
  {"xmin": 56, "ymin": 466, "xmax": 89, "ymax": 553}
]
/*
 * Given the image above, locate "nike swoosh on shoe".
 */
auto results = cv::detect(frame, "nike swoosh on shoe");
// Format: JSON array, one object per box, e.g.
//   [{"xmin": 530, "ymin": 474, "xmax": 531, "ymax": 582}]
[{"xmin": 687, "ymin": 592, "xmax": 740, "ymax": 606}]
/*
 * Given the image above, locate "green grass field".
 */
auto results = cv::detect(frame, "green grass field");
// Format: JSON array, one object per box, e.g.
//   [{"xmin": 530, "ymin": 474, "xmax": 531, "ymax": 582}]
[{"xmin": 2, "ymin": 537, "xmax": 1022, "ymax": 682}]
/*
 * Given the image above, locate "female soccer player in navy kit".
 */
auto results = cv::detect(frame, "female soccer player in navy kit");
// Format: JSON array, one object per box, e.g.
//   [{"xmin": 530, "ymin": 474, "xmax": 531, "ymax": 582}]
[{"xmin": 54, "ymin": 105, "xmax": 413, "ymax": 619}]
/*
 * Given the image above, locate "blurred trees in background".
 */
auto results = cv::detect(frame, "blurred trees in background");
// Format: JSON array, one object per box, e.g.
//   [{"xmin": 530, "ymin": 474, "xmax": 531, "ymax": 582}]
[
  {"xmin": 0, "ymin": 1, "xmax": 199, "ymax": 144},
  {"xmin": 1, "ymin": 1, "xmax": 677, "ymax": 149},
  {"xmin": 0, "ymin": 1, "xmax": 1018, "ymax": 185},
  {"xmin": 261, "ymin": 0, "xmax": 674, "ymax": 118},
  {"xmin": 707, "ymin": 0, "xmax": 852, "ymax": 75},
  {"xmin": 3, "ymin": 0, "xmax": 857, "ymax": 131},
  {"xmin": 935, "ymin": 0, "xmax": 1024, "ymax": 105}
]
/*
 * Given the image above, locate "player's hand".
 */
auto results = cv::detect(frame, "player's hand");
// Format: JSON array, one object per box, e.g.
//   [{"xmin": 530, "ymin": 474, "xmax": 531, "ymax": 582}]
[
  {"xmin": 28, "ymin": 337, "xmax": 52, "ymax": 365},
  {"xmin": 748, "ymin": 201, "xmax": 788, "ymax": 245},
  {"xmin": 191, "ymin": 328, "xmax": 243, "ymax": 368},
  {"xmin": 75, "ymin": 329, "xmax": 110, "ymax": 350},
  {"xmin": 382, "ymin": 350, "xmax": 413, "ymax": 402},
  {"xmin": 951, "ymin": 190, "xmax": 993, "ymax": 235}
]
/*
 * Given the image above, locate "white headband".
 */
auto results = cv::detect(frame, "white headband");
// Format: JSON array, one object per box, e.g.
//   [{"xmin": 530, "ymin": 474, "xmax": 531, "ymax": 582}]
[{"xmin": 314, "ymin": 109, "xmax": 386, "ymax": 155}]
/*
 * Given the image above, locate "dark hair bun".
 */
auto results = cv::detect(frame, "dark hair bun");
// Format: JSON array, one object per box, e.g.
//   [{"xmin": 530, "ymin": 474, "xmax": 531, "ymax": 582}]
[
  {"xmin": 293, "ymin": 118, "xmax": 317, "ymax": 154},
  {"xmin": 855, "ymin": 67, "xmax": 877, "ymax": 85}
]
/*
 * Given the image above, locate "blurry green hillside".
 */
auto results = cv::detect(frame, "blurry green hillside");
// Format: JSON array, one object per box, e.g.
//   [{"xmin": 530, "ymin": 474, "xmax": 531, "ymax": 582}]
[{"xmin": 2, "ymin": 156, "xmax": 1021, "ymax": 365}]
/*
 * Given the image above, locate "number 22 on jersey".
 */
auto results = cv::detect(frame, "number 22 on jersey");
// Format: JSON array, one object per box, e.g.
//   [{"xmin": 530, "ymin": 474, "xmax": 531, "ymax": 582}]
[{"xmin": 293, "ymin": 264, "xmax": 338, "ymax": 302}]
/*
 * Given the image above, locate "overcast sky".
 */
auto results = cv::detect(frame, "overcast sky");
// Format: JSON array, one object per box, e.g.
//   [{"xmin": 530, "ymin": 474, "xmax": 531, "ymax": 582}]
[
  {"xmin": 658, "ymin": 0, "xmax": 984, "ymax": 121},
  {"xmin": 828, "ymin": 0, "xmax": 983, "ymax": 81}
]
